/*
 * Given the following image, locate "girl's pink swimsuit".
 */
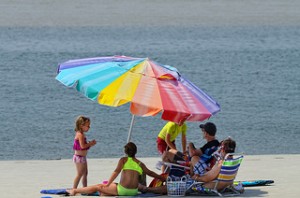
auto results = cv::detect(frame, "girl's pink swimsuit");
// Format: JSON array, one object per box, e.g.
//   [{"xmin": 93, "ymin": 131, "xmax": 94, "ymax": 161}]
[
  {"xmin": 72, "ymin": 138, "xmax": 89, "ymax": 163},
  {"xmin": 73, "ymin": 138, "xmax": 89, "ymax": 150}
]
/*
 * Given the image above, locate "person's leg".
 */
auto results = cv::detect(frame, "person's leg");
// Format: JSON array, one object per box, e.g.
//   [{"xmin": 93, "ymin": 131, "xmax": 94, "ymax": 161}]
[
  {"xmin": 73, "ymin": 155, "xmax": 88, "ymax": 189},
  {"xmin": 173, "ymin": 151, "xmax": 185, "ymax": 162},
  {"xmin": 162, "ymin": 149, "xmax": 177, "ymax": 163},
  {"xmin": 157, "ymin": 138, "xmax": 168, "ymax": 172},
  {"xmin": 167, "ymin": 141, "xmax": 176, "ymax": 151},
  {"xmin": 81, "ymin": 161, "xmax": 88, "ymax": 187},
  {"xmin": 188, "ymin": 142, "xmax": 197, "ymax": 157},
  {"xmin": 162, "ymin": 149, "xmax": 186, "ymax": 173},
  {"xmin": 191, "ymin": 155, "xmax": 200, "ymax": 166},
  {"xmin": 73, "ymin": 162, "xmax": 86, "ymax": 188},
  {"xmin": 140, "ymin": 185, "xmax": 167, "ymax": 195},
  {"xmin": 162, "ymin": 149, "xmax": 186, "ymax": 163},
  {"xmin": 190, "ymin": 155, "xmax": 200, "ymax": 176},
  {"xmin": 161, "ymin": 150, "xmax": 176, "ymax": 173},
  {"xmin": 99, "ymin": 183, "xmax": 118, "ymax": 196},
  {"xmin": 192, "ymin": 158, "xmax": 208, "ymax": 176},
  {"xmin": 67, "ymin": 184, "xmax": 103, "ymax": 196}
]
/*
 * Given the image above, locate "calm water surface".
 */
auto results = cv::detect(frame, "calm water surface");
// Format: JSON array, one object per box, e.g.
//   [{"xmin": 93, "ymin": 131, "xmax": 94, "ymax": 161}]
[{"xmin": 0, "ymin": 25, "xmax": 299, "ymax": 160}]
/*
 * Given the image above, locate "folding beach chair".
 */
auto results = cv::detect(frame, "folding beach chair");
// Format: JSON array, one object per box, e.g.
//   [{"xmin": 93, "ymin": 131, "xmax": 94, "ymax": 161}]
[
  {"xmin": 157, "ymin": 160, "xmax": 190, "ymax": 176},
  {"xmin": 186, "ymin": 153, "xmax": 244, "ymax": 197}
]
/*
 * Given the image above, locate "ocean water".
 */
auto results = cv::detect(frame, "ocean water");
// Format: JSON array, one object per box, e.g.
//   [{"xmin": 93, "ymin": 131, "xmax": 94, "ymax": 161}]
[{"xmin": 0, "ymin": 25, "xmax": 299, "ymax": 160}]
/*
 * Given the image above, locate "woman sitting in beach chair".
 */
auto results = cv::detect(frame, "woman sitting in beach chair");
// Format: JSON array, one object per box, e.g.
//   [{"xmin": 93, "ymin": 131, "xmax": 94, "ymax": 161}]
[
  {"xmin": 139, "ymin": 138, "xmax": 239, "ymax": 195},
  {"xmin": 66, "ymin": 142, "xmax": 165, "ymax": 196}
]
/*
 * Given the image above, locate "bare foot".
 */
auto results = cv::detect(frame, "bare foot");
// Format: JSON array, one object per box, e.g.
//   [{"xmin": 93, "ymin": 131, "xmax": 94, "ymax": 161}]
[{"xmin": 66, "ymin": 189, "xmax": 76, "ymax": 196}]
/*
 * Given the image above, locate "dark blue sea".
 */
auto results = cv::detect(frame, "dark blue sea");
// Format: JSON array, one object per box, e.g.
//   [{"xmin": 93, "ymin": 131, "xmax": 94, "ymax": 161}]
[{"xmin": 1, "ymin": 25, "xmax": 299, "ymax": 160}]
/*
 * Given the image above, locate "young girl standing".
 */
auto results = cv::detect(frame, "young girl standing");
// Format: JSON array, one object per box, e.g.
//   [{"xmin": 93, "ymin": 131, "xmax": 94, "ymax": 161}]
[{"xmin": 72, "ymin": 115, "xmax": 97, "ymax": 189}]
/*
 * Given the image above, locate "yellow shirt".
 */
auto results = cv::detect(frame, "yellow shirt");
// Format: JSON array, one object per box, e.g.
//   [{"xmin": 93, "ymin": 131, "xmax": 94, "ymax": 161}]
[{"xmin": 158, "ymin": 122, "xmax": 187, "ymax": 142}]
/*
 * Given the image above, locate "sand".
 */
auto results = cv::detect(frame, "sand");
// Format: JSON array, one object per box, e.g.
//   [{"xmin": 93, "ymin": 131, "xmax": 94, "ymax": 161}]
[{"xmin": 0, "ymin": 154, "xmax": 299, "ymax": 197}]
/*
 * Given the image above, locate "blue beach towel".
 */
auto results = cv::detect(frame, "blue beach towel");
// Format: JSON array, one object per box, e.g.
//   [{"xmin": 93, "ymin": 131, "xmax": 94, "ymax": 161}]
[
  {"xmin": 40, "ymin": 189, "xmax": 99, "ymax": 196},
  {"xmin": 40, "ymin": 189, "xmax": 160, "ymax": 196},
  {"xmin": 40, "ymin": 189, "xmax": 67, "ymax": 195},
  {"xmin": 137, "ymin": 192, "xmax": 162, "ymax": 197},
  {"xmin": 237, "ymin": 180, "xmax": 274, "ymax": 187}
]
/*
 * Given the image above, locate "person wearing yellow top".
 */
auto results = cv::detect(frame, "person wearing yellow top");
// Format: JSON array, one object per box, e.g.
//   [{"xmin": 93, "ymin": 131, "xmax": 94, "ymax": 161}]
[
  {"xmin": 156, "ymin": 122, "xmax": 187, "ymax": 155},
  {"xmin": 66, "ymin": 142, "xmax": 165, "ymax": 196}
]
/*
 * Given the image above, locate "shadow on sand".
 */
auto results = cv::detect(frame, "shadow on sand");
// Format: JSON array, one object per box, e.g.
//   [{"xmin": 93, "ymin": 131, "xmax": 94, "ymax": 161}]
[{"xmin": 242, "ymin": 186, "xmax": 274, "ymax": 197}]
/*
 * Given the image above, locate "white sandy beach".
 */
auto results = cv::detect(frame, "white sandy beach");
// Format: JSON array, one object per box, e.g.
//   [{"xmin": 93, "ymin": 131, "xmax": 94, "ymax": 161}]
[{"xmin": 0, "ymin": 154, "xmax": 299, "ymax": 198}]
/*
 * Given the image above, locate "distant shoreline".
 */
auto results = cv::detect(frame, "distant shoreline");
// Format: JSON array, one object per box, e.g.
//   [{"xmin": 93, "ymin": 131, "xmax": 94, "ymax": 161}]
[
  {"xmin": 0, "ymin": 0, "xmax": 299, "ymax": 27},
  {"xmin": 1, "ymin": 153, "xmax": 299, "ymax": 162}
]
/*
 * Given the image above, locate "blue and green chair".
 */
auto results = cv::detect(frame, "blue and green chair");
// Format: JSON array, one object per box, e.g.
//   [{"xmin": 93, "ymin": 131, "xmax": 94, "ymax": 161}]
[{"xmin": 186, "ymin": 153, "xmax": 244, "ymax": 197}]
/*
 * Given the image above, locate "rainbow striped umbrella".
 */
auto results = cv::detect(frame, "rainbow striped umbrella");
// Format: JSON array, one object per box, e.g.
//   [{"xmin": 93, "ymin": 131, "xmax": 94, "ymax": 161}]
[{"xmin": 56, "ymin": 55, "xmax": 220, "ymax": 141}]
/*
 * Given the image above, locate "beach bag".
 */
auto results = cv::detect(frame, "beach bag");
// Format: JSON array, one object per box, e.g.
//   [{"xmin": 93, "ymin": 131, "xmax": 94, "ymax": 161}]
[{"xmin": 167, "ymin": 175, "xmax": 187, "ymax": 196}]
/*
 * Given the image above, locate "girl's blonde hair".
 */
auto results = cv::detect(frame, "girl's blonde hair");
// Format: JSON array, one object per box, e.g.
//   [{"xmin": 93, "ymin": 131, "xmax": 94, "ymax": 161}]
[{"xmin": 75, "ymin": 115, "xmax": 90, "ymax": 132}]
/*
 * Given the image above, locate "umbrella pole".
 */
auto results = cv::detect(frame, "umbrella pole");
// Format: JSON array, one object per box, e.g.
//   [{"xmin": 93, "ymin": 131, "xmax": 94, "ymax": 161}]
[{"xmin": 127, "ymin": 115, "xmax": 135, "ymax": 143}]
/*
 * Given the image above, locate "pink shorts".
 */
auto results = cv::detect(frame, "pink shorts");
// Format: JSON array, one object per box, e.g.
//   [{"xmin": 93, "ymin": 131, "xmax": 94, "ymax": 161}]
[{"xmin": 73, "ymin": 154, "xmax": 87, "ymax": 163}]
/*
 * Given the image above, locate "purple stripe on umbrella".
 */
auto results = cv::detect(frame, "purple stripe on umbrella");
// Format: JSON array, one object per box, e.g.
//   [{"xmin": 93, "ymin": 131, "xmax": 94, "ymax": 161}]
[{"xmin": 57, "ymin": 55, "xmax": 141, "ymax": 73}]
